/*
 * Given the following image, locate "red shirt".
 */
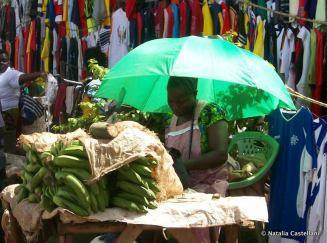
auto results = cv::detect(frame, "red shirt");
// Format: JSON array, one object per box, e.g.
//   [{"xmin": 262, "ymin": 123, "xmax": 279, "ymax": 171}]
[
  {"xmin": 126, "ymin": 0, "xmax": 137, "ymax": 20},
  {"xmin": 311, "ymin": 30, "xmax": 324, "ymax": 115},
  {"xmin": 137, "ymin": 12, "xmax": 143, "ymax": 45},
  {"xmin": 179, "ymin": 0, "xmax": 187, "ymax": 37},
  {"xmin": 154, "ymin": 5, "xmax": 164, "ymax": 38},
  {"xmin": 221, "ymin": 2, "xmax": 231, "ymax": 34},
  {"xmin": 78, "ymin": 0, "xmax": 88, "ymax": 37},
  {"xmin": 188, "ymin": 0, "xmax": 203, "ymax": 36},
  {"xmin": 298, "ymin": 0, "xmax": 308, "ymax": 26}
]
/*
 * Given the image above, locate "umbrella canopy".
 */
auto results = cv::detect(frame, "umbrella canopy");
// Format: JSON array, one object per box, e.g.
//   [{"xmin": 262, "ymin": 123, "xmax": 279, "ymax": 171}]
[{"xmin": 96, "ymin": 36, "xmax": 295, "ymax": 120}]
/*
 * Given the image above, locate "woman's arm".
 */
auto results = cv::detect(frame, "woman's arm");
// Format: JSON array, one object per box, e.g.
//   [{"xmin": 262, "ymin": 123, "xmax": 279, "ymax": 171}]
[
  {"xmin": 184, "ymin": 120, "xmax": 229, "ymax": 170},
  {"xmin": 18, "ymin": 72, "xmax": 47, "ymax": 85}
]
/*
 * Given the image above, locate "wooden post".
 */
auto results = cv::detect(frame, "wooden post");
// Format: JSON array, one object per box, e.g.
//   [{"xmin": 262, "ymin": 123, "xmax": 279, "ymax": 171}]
[
  {"xmin": 166, "ymin": 228, "xmax": 198, "ymax": 243},
  {"xmin": 115, "ymin": 225, "xmax": 143, "ymax": 243}
]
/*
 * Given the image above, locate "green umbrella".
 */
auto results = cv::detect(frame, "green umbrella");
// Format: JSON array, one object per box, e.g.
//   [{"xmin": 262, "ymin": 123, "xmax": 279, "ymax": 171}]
[{"xmin": 96, "ymin": 36, "xmax": 295, "ymax": 120}]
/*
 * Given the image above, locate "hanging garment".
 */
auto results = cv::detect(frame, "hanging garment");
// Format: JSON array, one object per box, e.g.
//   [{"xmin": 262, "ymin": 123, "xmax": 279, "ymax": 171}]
[
  {"xmin": 306, "ymin": 119, "xmax": 327, "ymax": 243},
  {"xmin": 315, "ymin": 0, "xmax": 326, "ymax": 21},
  {"xmin": 307, "ymin": 29, "xmax": 317, "ymax": 86},
  {"xmin": 267, "ymin": 107, "xmax": 317, "ymax": 243},
  {"xmin": 166, "ymin": 5, "xmax": 174, "ymax": 38},
  {"xmin": 65, "ymin": 86, "xmax": 75, "ymax": 115},
  {"xmin": 209, "ymin": 1, "xmax": 220, "ymax": 36},
  {"xmin": 296, "ymin": 26, "xmax": 311, "ymax": 105},
  {"xmin": 171, "ymin": 3, "xmax": 180, "ymax": 38},
  {"xmin": 109, "ymin": 8, "xmax": 130, "ymax": 68},
  {"xmin": 154, "ymin": 3, "xmax": 164, "ymax": 38},
  {"xmin": 202, "ymin": 0, "xmax": 213, "ymax": 36},
  {"xmin": 280, "ymin": 28, "xmax": 295, "ymax": 81},
  {"xmin": 41, "ymin": 27, "xmax": 50, "ymax": 73},
  {"xmin": 221, "ymin": 2, "xmax": 231, "ymax": 34},
  {"xmin": 311, "ymin": 30, "xmax": 324, "ymax": 116},
  {"xmin": 253, "ymin": 16, "xmax": 265, "ymax": 58},
  {"xmin": 179, "ymin": 0, "xmax": 187, "ymax": 37},
  {"xmin": 53, "ymin": 83, "xmax": 67, "ymax": 121},
  {"xmin": 188, "ymin": 0, "xmax": 203, "ymax": 36},
  {"xmin": 68, "ymin": 37, "xmax": 79, "ymax": 81},
  {"xmin": 141, "ymin": 7, "xmax": 155, "ymax": 42}
]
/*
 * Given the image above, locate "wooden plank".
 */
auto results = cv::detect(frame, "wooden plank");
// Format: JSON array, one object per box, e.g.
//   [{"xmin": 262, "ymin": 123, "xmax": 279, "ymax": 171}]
[
  {"xmin": 57, "ymin": 221, "xmax": 126, "ymax": 235},
  {"xmin": 166, "ymin": 228, "xmax": 198, "ymax": 243},
  {"xmin": 115, "ymin": 225, "xmax": 143, "ymax": 243}
]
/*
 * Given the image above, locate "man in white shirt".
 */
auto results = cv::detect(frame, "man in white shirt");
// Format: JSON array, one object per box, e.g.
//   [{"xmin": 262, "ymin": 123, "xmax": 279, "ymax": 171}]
[{"xmin": 0, "ymin": 50, "xmax": 46, "ymax": 151}]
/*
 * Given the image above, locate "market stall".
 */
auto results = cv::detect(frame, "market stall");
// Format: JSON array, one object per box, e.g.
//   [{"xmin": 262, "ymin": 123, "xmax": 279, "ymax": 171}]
[{"xmin": 0, "ymin": 122, "xmax": 268, "ymax": 243}]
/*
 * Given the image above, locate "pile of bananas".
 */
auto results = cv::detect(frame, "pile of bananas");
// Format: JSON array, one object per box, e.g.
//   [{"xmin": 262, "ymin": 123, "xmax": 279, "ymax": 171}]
[
  {"xmin": 112, "ymin": 157, "xmax": 160, "ymax": 213},
  {"xmin": 15, "ymin": 140, "xmax": 109, "ymax": 216}
]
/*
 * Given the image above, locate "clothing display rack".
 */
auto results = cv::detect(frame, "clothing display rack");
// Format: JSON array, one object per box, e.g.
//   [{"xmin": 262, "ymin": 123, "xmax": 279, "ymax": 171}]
[{"xmin": 238, "ymin": 0, "xmax": 327, "ymax": 26}]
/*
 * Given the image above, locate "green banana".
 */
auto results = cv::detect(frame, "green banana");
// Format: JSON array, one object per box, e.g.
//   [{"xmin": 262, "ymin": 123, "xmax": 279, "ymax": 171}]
[
  {"xmin": 88, "ymin": 183, "xmax": 100, "ymax": 195},
  {"xmin": 135, "ymin": 157, "xmax": 158, "ymax": 167},
  {"xmin": 70, "ymin": 140, "xmax": 83, "ymax": 146},
  {"xmin": 60, "ymin": 145, "xmax": 88, "ymax": 159},
  {"xmin": 100, "ymin": 186, "xmax": 109, "ymax": 207},
  {"xmin": 53, "ymin": 155, "xmax": 89, "ymax": 170},
  {"xmin": 22, "ymin": 143, "xmax": 32, "ymax": 153},
  {"xmin": 148, "ymin": 200, "xmax": 159, "ymax": 209},
  {"xmin": 112, "ymin": 196, "xmax": 146, "ymax": 213},
  {"xmin": 129, "ymin": 163, "xmax": 152, "ymax": 177},
  {"xmin": 116, "ymin": 192, "xmax": 149, "ymax": 206},
  {"xmin": 117, "ymin": 180, "xmax": 156, "ymax": 200},
  {"xmin": 16, "ymin": 186, "xmax": 28, "ymax": 203},
  {"xmin": 53, "ymin": 195, "xmax": 90, "ymax": 216},
  {"xmin": 96, "ymin": 194, "xmax": 106, "ymax": 212},
  {"xmin": 56, "ymin": 187, "xmax": 78, "ymax": 202},
  {"xmin": 56, "ymin": 172, "xmax": 91, "ymax": 213},
  {"xmin": 25, "ymin": 163, "xmax": 41, "ymax": 173},
  {"xmin": 28, "ymin": 193, "xmax": 39, "ymax": 203},
  {"xmin": 118, "ymin": 167, "xmax": 144, "ymax": 185},
  {"xmin": 40, "ymin": 151, "xmax": 55, "ymax": 166},
  {"xmin": 26, "ymin": 150, "xmax": 39, "ymax": 164},
  {"xmin": 143, "ymin": 178, "xmax": 160, "ymax": 193},
  {"xmin": 61, "ymin": 168, "xmax": 90, "ymax": 181},
  {"xmin": 89, "ymin": 191, "xmax": 99, "ymax": 213},
  {"xmin": 41, "ymin": 195, "xmax": 56, "ymax": 212},
  {"xmin": 23, "ymin": 171, "xmax": 34, "ymax": 182},
  {"xmin": 14, "ymin": 185, "xmax": 24, "ymax": 195},
  {"xmin": 34, "ymin": 187, "xmax": 42, "ymax": 197},
  {"xmin": 26, "ymin": 167, "xmax": 48, "ymax": 192}
]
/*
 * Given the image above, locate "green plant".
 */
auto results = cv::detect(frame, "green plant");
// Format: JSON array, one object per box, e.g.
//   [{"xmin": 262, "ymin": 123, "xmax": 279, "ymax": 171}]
[
  {"xmin": 52, "ymin": 102, "xmax": 106, "ymax": 133},
  {"xmin": 88, "ymin": 59, "xmax": 108, "ymax": 80}
]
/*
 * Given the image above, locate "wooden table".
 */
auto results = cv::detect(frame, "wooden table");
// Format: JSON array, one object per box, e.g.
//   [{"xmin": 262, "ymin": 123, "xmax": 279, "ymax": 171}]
[{"xmin": 2, "ymin": 200, "xmax": 217, "ymax": 243}]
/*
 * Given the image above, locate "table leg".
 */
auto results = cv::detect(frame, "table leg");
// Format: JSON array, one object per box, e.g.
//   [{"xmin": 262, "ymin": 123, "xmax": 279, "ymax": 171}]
[
  {"xmin": 166, "ymin": 228, "xmax": 198, "ymax": 243},
  {"xmin": 58, "ymin": 234, "xmax": 73, "ymax": 243},
  {"xmin": 116, "ymin": 225, "xmax": 143, "ymax": 243}
]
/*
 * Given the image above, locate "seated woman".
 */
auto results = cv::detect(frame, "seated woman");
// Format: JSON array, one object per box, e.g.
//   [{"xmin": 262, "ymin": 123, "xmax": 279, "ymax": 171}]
[{"xmin": 165, "ymin": 76, "xmax": 229, "ymax": 242}]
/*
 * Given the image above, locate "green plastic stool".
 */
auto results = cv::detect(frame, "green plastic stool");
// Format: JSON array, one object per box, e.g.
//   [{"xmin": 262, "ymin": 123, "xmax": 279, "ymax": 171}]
[{"xmin": 228, "ymin": 131, "xmax": 279, "ymax": 190}]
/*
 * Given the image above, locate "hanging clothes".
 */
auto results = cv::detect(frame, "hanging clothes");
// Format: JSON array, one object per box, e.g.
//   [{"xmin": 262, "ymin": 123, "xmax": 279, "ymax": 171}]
[
  {"xmin": 306, "ymin": 119, "xmax": 327, "ymax": 243},
  {"xmin": 311, "ymin": 30, "xmax": 324, "ymax": 116},
  {"xmin": 109, "ymin": 8, "xmax": 130, "ymax": 68},
  {"xmin": 189, "ymin": 0, "xmax": 203, "ymax": 36},
  {"xmin": 296, "ymin": 26, "xmax": 311, "ymax": 106},
  {"xmin": 202, "ymin": 0, "xmax": 213, "ymax": 36},
  {"xmin": 253, "ymin": 16, "xmax": 265, "ymax": 58},
  {"xmin": 267, "ymin": 107, "xmax": 317, "ymax": 243}
]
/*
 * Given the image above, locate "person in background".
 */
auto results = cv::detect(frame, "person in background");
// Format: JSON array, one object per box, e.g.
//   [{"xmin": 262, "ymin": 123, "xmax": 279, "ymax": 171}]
[
  {"xmin": 0, "ymin": 50, "xmax": 47, "ymax": 152},
  {"xmin": 165, "ymin": 76, "xmax": 229, "ymax": 243}
]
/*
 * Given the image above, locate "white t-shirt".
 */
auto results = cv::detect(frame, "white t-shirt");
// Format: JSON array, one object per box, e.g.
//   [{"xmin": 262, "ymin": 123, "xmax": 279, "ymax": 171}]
[
  {"xmin": 109, "ymin": 8, "xmax": 130, "ymax": 68},
  {"xmin": 296, "ymin": 26, "xmax": 311, "ymax": 102},
  {"xmin": 307, "ymin": 121, "xmax": 327, "ymax": 243},
  {"xmin": 0, "ymin": 67, "xmax": 22, "ymax": 111}
]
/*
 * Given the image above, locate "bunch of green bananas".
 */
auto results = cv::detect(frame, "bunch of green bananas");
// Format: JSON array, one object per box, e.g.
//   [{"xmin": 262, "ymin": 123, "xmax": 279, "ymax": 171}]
[
  {"xmin": 111, "ymin": 157, "xmax": 160, "ymax": 213},
  {"xmin": 15, "ymin": 140, "xmax": 109, "ymax": 217}
]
